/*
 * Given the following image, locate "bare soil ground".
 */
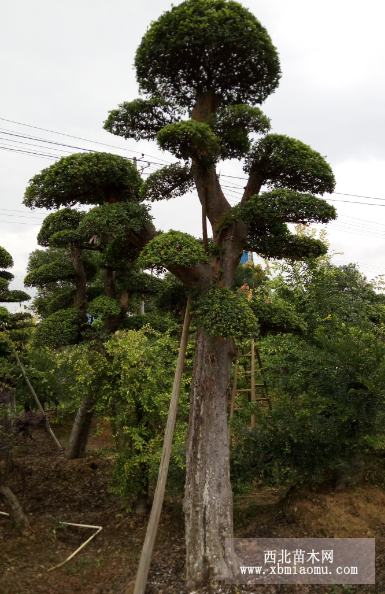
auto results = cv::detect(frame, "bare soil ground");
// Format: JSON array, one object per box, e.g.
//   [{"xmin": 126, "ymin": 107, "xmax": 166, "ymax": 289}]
[{"xmin": 0, "ymin": 419, "xmax": 384, "ymax": 594}]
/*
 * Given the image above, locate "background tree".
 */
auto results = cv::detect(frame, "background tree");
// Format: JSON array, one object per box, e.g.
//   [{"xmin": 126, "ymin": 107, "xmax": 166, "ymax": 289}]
[
  {"xmin": 23, "ymin": 152, "xmax": 162, "ymax": 459},
  {"xmin": 0, "ymin": 247, "xmax": 31, "ymax": 528},
  {"xmin": 0, "ymin": 245, "xmax": 33, "ymax": 409},
  {"xmin": 231, "ymin": 252, "xmax": 385, "ymax": 491},
  {"xmin": 104, "ymin": 0, "xmax": 337, "ymax": 585},
  {"xmin": 0, "ymin": 246, "xmax": 30, "ymax": 305}
]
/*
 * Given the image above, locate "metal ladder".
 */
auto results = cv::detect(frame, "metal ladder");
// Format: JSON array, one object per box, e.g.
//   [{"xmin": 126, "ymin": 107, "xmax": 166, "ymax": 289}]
[{"xmin": 229, "ymin": 340, "xmax": 270, "ymax": 429}]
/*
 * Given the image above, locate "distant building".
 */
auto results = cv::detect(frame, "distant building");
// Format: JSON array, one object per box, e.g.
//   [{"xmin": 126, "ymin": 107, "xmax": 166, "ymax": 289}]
[{"xmin": 240, "ymin": 251, "xmax": 254, "ymax": 264}]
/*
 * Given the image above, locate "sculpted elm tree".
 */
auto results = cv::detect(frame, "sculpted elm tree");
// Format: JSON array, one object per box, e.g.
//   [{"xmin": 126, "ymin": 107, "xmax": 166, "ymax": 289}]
[
  {"xmin": 23, "ymin": 152, "xmax": 162, "ymax": 459},
  {"xmin": 105, "ymin": 0, "xmax": 336, "ymax": 585}
]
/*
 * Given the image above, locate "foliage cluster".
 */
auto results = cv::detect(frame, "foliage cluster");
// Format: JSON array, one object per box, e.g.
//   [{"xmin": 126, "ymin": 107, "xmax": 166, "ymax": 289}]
[
  {"xmin": 190, "ymin": 284, "xmax": 258, "ymax": 338},
  {"xmin": 0, "ymin": 246, "xmax": 30, "ymax": 303},
  {"xmin": 33, "ymin": 308, "xmax": 85, "ymax": 349},
  {"xmin": 138, "ymin": 230, "xmax": 208, "ymax": 272},
  {"xmin": 134, "ymin": 0, "xmax": 281, "ymax": 108},
  {"xmin": 24, "ymin": 153, "xmax": 143, "ymax": 209},
  {"xmin": 231, "ymin": 252, "xmax": 385, "ymax": 489},
  {"xmin": 141, "ymin": 163, "xmax": 194, "ymax": 202},
  {"xmin": 244, "ymin": 134, "xmax": 335, "ymax": 194}
]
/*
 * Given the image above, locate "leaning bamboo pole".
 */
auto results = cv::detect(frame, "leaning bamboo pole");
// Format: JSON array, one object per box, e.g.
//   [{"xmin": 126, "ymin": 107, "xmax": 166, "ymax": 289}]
[{"xmin": 131, "ymin": 299, "xmax": 191, "ymax": 594}]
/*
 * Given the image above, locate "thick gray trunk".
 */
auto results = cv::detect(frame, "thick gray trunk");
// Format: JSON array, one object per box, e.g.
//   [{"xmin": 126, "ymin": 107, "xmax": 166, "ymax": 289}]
[
  {"xmin": 0, "ymin": 484, "xmax": 29, "ymax": 529},
  {"xmin": 65, "ymin": 392, "xmax": 94, "ymax": 459},
  {"xmin": 184, "ymin": 327, "xmax": 236, "ymax": 588}
]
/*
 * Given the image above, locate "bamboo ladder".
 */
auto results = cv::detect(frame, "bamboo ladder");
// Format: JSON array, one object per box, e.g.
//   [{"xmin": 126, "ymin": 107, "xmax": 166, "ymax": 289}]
[{"xmin": 229, "ymin": 340, "xmax": 270, "ymax": 429}]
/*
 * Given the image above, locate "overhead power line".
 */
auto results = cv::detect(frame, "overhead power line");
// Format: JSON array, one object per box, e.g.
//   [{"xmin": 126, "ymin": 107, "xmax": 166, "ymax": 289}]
[
  {"xmin": 3, "ymin": 116, "xmax": 385, "ymax": 216},
  {"xmin": 332, "ymin": 260, "xmax": 385, "ymax": 273},
  {"xmin": 0, "ymin": 208, "xmax": 47, "ymax": 215},
  {"xmin": 0, "ymin": 117, "xmax": 171, "ymax": 164},
  {"xmin": 341, "ymin": 214, "xmax": 385, "ymax": 227},
  {"xmin": 0, "ymin": 130, "xmax": 95, "ymax": 154},
  {"xmin": 0, "ymin": 220, "xmax": 40, "ymax": 225},
  {"xmin": 0, "ymin": 145, "xmax": 57, "ymax": 159},
  {"xmin": 326, "ymin": 198, "xmax": 385, "ymax": 207}
]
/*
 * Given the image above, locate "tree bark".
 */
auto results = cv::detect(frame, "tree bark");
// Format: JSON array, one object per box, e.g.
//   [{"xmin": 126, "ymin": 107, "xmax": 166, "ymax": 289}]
[
  {"xmin": 103, "ymin": 266, "xmax": 116, "ymax": 299},
  {"xmin": 65, "ymin": 392, "xmax": 94, "ymax": 459},
  {"xmin": 135, "ymin": 470, "xmax": 149, "ymax": 515},
  {"xmin": 184, "ymin": 327, "xmax": 236, "ymax": 587},
  {"xmin": 70, "ymin": 246, "xmax": 87, "ymax": 313},
  {"xmin": 103, "ymin": 289, "xmax": 130, "ymax": 335},
  {"xmin": 0, "ymin": 484, "xmax": 29, "ymax": 529}
]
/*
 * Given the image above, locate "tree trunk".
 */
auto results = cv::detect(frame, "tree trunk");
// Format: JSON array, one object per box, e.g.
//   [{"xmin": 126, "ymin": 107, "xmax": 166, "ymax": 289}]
[
  {"xmin": 184, "ymin": 327, "xmax": 236, "ymax": 588},
  {"xmin": 103, "ymin": 289, "xmax": 130, "ymax": 335},
  {"xmin": 103, "ymin": 266, "xmax": 116, "ymax": 298},
  {"xmin": 70, "ymin": 246, "xmax": 87, "ymax": 313},
  {"xmin": 65, "ymin": 392, "xmax": 94, "ymax": 459},
  {"xmin": 0, "ymin": 484, "xmax": 29, "ymax": 529},
  {"xmin": 135, "ymin": 470, "xmax": 149, "ymax": 515}
]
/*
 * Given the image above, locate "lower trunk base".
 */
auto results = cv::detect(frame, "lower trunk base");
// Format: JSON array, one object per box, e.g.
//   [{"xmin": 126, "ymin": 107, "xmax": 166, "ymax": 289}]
[
  {"xmin": 65, "ymin": 392, "xmax": 94, "ymax": 459},
  {"xmin": 184, "ymin": 328, "xmax": 237, "ymax": 586},
  {"xmin": 0, "ymin": 485, "xmax": 29, "ymax": 529},
  {"xmin": 134, "ymin": 492, "xmax": 148, "ymax": 515}
]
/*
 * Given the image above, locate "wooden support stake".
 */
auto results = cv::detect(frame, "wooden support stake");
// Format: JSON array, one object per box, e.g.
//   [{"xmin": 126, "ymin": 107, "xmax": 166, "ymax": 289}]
[
  {"xmin": 250, "ymin": 340, "xmax": 256, "ymax": 429},
  {"xmin": 230, "ymin": 353, "xmax": 239, "ymax": 419},
  {"xmin": 13, "ymin": 350, "xmax": 62, "ymax": 450},
  {"xmin": 132, "ymin": 299, "xmax": 191, "ymax": 594},
  {"xmin": 228, "ymin": 352, "xmax": 239, "ymax": 442},
  {"xmin": 138, "ymin": 268, "xmax": 145, "ymax": 315},
  {"xmin": 202, "ymin": 188, "xmax": 208, "ymax": 253}
]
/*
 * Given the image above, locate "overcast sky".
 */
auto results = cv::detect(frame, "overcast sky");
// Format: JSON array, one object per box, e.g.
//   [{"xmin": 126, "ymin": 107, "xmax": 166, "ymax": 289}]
[{"xmin": 1, "ymin": 0, "xmax": 385, "ymax": 308}]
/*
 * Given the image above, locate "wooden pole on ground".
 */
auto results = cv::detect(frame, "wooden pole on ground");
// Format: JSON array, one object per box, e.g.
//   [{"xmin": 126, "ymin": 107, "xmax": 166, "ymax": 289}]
[
  {"xmin": 13, "ymin": 350, "xmax": 62, "ymax": 450},
  {"xmin": 132, "ymin": 298, "xmax": 191, "ymax": 594}
]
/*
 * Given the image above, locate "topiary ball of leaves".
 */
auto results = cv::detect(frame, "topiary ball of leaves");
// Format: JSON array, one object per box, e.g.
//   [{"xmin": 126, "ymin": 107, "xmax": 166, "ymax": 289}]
[
  {"xmin": 34, "ymin": 308, "xmax": 85, "ymax": 348},
  {"xmin": 135, "ymin": 0, "xmax": 281, "ymax": 109},
  {"xmin": 87, "ymin": 295, "xmax": 121, "ymax": 319},
  {"xmin": 138, "ymin": 230, "xmax": 208, "ymax": 272},
  {"xmin": 157, "ymin": 120, "xmax": 221, "ymax": 166},
  {"xmin": 37, "ymin": 209, "xmax": 86, "ymax": 247},
  {"xmin": 244, "ymin": 134, "xmax": 336, "ymax": 195},
  {"xmin": 24, "ymin": 152, "xmax": 143, "ymax": 210},
  {"xmin": 0, "ymin": 246, "xmax": 13, "ymax": 269},
  {"xmin": 238, "ymin": 189, "xmax": 336, "ymax": 226},
  {"xmin": 0, "ymin": 306, "xmax": 10, "ymax": 324},
  {"xmin": 191, "ymin": 284, "xmax": 258, "ymax": 338},
  {"xmin": 121, "ymin": 312, "xmax": 179, "ymax": 334}
]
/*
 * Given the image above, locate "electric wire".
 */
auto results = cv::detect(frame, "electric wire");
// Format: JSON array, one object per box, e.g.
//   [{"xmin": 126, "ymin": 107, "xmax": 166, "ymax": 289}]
[
  {"xmin": 0, "ymin": 145, "xmax": 59, "ymax": 159},
  {"xmin": 0, "ymin": 129, "xmax": 95, "ymax": 154},
  {"xmin": 0, "ymin": 220, "xmax": 40, "ymax": 225},
  {"xmin": 0, "ymin": 117, "xmax": 171, "ymax": 164},
  {"xmin": 0, "ymin": 128, "xmax": 170, "ymax": 167}
]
